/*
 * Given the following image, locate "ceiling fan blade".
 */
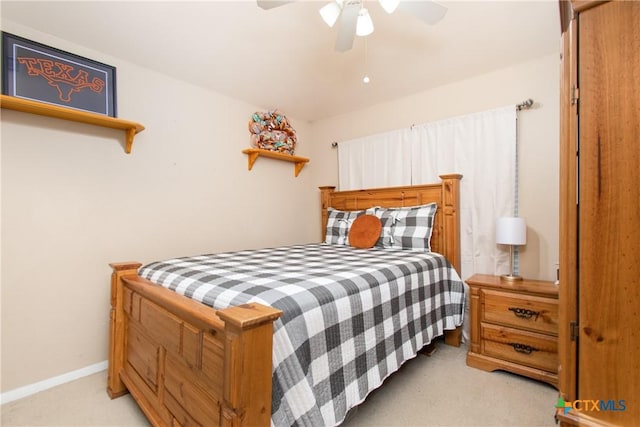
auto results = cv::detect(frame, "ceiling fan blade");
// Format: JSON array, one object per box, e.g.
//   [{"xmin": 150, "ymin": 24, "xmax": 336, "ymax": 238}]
[
  {"xmin": 397, "ymin": 0, "xmax": 447, "ymax": 25},
  {"xmin": 257, "ymin": 0, "xmax": 294, "ymax": 10},
  {"xmin": 334, "ymin": 1, "xmax": 360, "ymax": 52}
]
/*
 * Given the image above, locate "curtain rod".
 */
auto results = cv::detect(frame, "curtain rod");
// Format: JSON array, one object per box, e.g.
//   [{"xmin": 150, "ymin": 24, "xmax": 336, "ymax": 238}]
[
  {"xmin": 516, "ymin": 98, "xmax": 534, "ymax": 110},
  {"xmin": 331, "ymin": 99, "xmax": 534, "ymax": 148}
]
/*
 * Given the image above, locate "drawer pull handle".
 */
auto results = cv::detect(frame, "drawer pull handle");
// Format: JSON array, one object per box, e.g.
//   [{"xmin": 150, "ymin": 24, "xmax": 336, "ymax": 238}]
[
  {"xmin": 508, "ymin": 307, "xmax": 540, "ymax": 320},
  {"xmin": 509, "ymin": 342, "xmax": 539, "ymax": 355}
]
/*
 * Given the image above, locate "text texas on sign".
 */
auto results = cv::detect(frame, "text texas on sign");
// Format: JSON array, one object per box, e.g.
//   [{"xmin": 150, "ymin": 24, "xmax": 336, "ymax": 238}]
[{"xmin": 2, "ymin": 32, "xmax": 116, "ymax": 117}]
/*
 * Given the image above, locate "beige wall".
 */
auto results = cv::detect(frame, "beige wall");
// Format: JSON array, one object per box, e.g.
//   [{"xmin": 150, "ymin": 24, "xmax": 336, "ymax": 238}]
[
  {"xmin": 0, "ymin": 23, "xmax": 315, "ymax": 393},
  {"xmin": 1, "ymin": 21, "xmax": 559, "ymax": 394},
  {"xmin": 307, "ymin": 53, "xmax": 560, "ymax": 282}
]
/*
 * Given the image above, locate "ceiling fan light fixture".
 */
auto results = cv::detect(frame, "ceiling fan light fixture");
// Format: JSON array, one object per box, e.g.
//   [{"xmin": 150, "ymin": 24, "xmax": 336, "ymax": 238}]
[
  {"xmin": 378, "ymin": 0, "xmax": 400, "ymax": 14},
  {"xmin": 356, "ymin": 8, "xmax": 374, "ymax": 36},
  {"xmin": 320, "ymin": 1, "xmax": 342, "ymax": 27}
]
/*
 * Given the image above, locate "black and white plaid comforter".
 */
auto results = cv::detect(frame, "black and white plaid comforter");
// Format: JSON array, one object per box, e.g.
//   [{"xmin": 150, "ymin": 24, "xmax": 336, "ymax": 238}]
[{"xmin": 139, "ymin": 244, "xmax": 465, "ymax": 427}]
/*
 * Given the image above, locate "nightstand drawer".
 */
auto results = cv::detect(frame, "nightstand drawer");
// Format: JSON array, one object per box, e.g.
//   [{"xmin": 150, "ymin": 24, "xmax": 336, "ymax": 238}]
[
  {"xmin": 483, "ymin": 289, "xmax": 558, "ymax": 335},
  {"xmin": 482, "ymin": 323, "xmax": 558, "ymax": 372}
]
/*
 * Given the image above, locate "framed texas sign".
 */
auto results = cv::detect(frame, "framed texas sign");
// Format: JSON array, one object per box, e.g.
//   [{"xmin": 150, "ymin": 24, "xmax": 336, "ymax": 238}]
[{"xmin": 1, "ymin": 32, "xmax": 117, "ymax": 117}]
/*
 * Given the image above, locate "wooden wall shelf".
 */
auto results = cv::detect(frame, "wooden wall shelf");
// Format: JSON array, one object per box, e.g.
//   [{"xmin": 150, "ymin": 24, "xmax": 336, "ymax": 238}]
[
  {"xmin": 0, "ymin": 95, "xmax": 145, "ymax": 154},
  {"xmin": 242, "ymin": 148, "xmax": 309, "ymax": 177}
]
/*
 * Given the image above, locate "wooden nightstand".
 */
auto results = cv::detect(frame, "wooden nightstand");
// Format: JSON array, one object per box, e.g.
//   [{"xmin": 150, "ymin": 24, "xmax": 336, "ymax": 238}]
[{"xmin": 465, "ymin": 274, "xmax": 559, "ymax": 388}]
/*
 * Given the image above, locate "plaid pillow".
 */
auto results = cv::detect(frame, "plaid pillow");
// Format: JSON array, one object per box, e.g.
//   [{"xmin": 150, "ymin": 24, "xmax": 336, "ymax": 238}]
[
  {"xmin": 325, "ymin": 208, "xmax": 379, "ymax": 245},
  {"xmin": 376, "ymin": 203, "xmax": 438, "ymax": 251}
]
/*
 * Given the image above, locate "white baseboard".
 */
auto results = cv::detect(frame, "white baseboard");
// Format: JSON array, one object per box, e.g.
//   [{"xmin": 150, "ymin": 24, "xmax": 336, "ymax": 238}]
[{"xmin": 0, "ymin": 360, "xmax": 108, "ymax": 405}]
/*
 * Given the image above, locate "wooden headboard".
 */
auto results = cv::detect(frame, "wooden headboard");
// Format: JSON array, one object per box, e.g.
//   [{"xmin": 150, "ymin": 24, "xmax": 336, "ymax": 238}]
[{"xmin": 319, "ymin": 174, "xmax": 462, "ymax": 274}]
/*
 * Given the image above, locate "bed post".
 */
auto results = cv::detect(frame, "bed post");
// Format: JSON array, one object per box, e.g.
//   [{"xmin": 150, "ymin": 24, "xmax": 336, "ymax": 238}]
[
  {"xmin": 217, "ymin": 304, "xmax": 282, "ymax": 427},
  {"xmin": 319, "ymin": 186, "xmax": 336, "ymax": 242},
  {"xmin": 439, "ymin": 174, "xmax": 463, "ymax": 347},
  {"xmin": 438, "ymin": 174, "xmax": 462, "ymax": 274},
  {"xmin": 107, "ymin": 262, "xmax": 142, "ymax": 398}
]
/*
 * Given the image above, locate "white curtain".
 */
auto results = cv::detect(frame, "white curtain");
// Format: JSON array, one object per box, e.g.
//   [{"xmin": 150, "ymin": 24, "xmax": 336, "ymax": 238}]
[
  {"xmin": 338, "ymin": 106, "xmax": 517, "ymax": 281},
  {"xmin": 338, "ymin": 128, "xmax": 412, "ymax": 190},
  {"xmin": 410, "ymin": 106, "xmax": 516, "ymax": 281}
]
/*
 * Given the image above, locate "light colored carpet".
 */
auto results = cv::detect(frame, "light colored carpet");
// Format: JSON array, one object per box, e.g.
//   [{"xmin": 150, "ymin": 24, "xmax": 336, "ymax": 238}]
[{"xmin": 1, "ymin": 342, "xmax": 557, "ymax": 426}]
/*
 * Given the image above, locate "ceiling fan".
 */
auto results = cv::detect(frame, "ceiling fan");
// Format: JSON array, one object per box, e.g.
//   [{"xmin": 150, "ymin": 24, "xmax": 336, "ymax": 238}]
[{"xmin": 257, "ymin": 0, "xmax": 448, "ymax": 52}]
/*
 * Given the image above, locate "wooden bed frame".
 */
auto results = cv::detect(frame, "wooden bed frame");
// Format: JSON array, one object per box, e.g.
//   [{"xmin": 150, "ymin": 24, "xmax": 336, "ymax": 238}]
[{"xmin": 108, "ymin": 174, "xmax": 462, "ymax": 427}]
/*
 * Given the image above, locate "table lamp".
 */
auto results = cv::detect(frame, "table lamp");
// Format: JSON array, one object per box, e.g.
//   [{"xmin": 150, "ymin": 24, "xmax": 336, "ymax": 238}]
[{"xmin": 496, "ymin": 217, "xmax": 527, "ymax": 281}]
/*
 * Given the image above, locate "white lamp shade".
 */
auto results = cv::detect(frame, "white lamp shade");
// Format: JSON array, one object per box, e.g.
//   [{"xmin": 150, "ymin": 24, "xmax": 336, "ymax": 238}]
[
  {"xmin": 496, "ymin": 217, "xmax": 527, "ymax": 245},
  {"xmin": 356, "ymin": 8, "xmax": 374, "ymax": 36},
  {"xmin": 379, "ymin": 0, "xmax": 400, "ymax": 14},
  {"xmin": 320, "ymin": 1, "xmax": 341, "ymax": 27}
]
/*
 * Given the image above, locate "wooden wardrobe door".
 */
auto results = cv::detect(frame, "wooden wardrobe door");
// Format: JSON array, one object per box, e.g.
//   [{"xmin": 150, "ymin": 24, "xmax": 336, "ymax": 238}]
[
  {"xmin": 558, "ymin": 13, "xmax": 578, "ymax": 404},
  {"xmin": 578, "ymin": 2, "xmax": 640, "ymax": 424}
]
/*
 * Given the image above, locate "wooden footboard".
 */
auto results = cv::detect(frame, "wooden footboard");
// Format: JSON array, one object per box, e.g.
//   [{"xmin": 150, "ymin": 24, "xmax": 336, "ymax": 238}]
[{"xmin": 108, "ymin": 262, "xmax": 282, "ymax": 427}]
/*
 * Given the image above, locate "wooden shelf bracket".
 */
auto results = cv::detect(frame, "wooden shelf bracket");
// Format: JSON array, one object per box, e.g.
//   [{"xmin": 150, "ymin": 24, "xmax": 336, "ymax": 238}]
[
  {"xmin": 1, "ymin": 95, "xmax": 145, "ymax": 154},
  {"xmin": 242, "ymin": 148, "xmax": 309, "ymax": 177}
]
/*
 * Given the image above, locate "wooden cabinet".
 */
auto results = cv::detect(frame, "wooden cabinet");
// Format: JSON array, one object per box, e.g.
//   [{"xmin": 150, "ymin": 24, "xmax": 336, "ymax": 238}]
[
  {"xmin": 558, "ymin": 1, "xmax": 640, "ymax": 425},
  {"xmin": 466, "ymin": 274, "xmax": 558, "ymax": 388}
]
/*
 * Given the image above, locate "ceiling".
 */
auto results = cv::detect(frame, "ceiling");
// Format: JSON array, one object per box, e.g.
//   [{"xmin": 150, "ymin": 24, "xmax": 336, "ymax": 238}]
[{"xmin": 1, "ymin": 0, "xmax": 560, "ymax": 122}]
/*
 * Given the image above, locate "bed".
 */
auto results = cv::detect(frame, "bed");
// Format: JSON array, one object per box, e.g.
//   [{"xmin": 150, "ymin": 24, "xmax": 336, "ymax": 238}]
[{"xmin": 107, "ymin": 174, "xmax": 464, "ymax": 427}]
